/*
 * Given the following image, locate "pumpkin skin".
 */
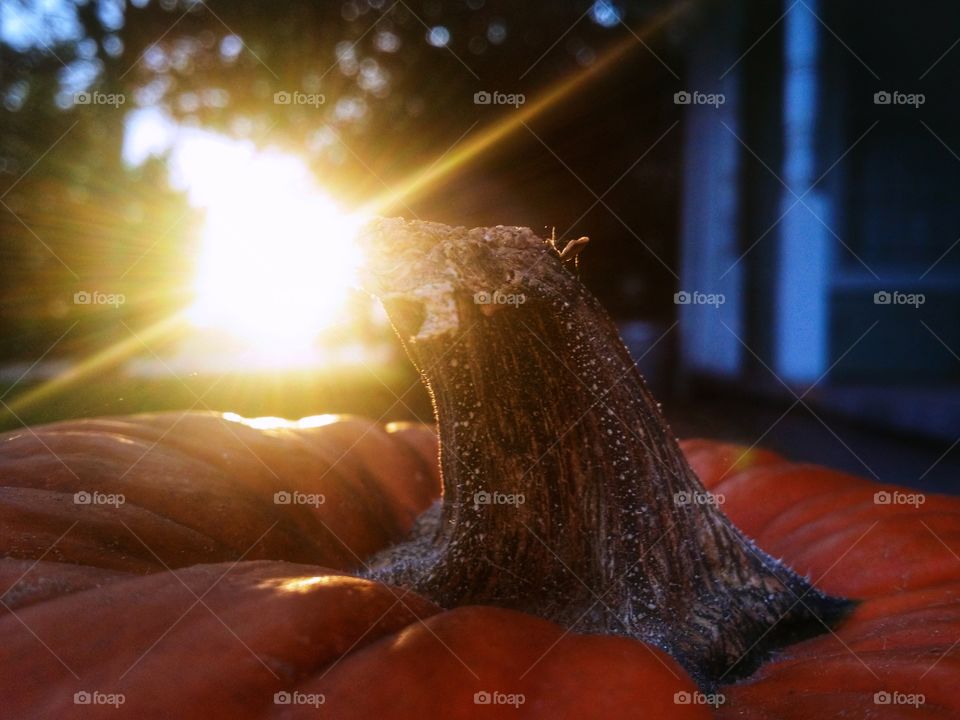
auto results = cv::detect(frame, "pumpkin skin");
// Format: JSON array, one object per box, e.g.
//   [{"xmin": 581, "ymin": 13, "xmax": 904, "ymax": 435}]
[
  {"xmin": 0, "ymin": 412, "xmax": 441, "ymax": 578},
  {"xmin": 0, "ymin": 412, "xmax": 704, "ymax": 719},
  {"xmin": 684, "ymin": 441, "xmax": 960, "ymax": 718},
  {"xmin": 0, "ymin": 413, "xmax": 957, "ymax": 718}
]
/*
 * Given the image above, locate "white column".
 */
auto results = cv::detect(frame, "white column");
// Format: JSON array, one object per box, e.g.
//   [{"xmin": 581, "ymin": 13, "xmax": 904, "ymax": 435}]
[
  {"xmin": 678, "ymin": 9, "xmax": 744, "ymax": 377},
  {"xmin": 774, "ymin": 0, "xmax": 831, "ymax": 382}
]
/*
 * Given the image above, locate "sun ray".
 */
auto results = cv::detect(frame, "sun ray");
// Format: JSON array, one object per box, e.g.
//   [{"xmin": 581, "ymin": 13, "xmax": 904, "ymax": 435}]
[
  {"xmin": 363, "ymin": 1, "xmax": 691, "ymax": 216},
  {"xmin": 2, "ymin": 313, "xmax": 188, "ymax": 418},
  {"xmin": 4, "ymin": 3, "xmax": 691, "ymax": 417}
]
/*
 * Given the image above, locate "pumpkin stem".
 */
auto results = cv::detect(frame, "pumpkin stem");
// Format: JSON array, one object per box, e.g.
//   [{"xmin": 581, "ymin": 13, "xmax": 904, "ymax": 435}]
[{"xmin": 358, "ymin": 219, "xmax": 853, "ymax": 688}]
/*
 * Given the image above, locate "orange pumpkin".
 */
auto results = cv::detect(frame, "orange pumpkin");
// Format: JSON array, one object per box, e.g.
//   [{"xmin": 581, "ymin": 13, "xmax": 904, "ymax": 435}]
[
  {"xmin": 4, "ymin": 218, "xmax": 957, "ymax": 718},
  {"xmin": 0, "ymin": 413, "xmax": 703, "ymax": 719},
  {"xmin": 0, "ymin": 414, "xmax": 957, "ymax": 718},
  {"xmin": 684, "ymin": 440, "xmax": 960, "ymax": 718}
]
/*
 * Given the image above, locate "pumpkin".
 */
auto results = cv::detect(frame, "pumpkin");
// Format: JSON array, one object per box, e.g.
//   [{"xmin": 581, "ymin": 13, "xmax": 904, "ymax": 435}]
[
  {"xmin": 0, "ymin": 412, "xmax": 702, "ymax": 719},
  {"xmin": 1, "ymin": 218, "xmax": 957, "ymax": 718}
]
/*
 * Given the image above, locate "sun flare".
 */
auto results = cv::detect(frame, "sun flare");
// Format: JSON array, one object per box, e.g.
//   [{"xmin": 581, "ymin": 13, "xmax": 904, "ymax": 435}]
[{"xmin": 179, "ymin": 134, "xmax": 365, "ymax": 349}]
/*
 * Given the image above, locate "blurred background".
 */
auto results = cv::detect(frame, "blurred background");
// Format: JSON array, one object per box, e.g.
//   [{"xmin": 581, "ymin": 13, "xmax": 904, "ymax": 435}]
[{"xmin": 1, "ymin": 0, "xmax": 958, "ymax": 490}]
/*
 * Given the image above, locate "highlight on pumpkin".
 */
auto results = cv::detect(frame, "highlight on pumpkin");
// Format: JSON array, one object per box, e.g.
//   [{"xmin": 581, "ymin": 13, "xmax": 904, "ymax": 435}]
[
  {"xmin": 221, "ymin": 411, "xmax": 342, "ymax": 431},
  {"xmin": 261, "ymin": 576, "xmax": 342, "ymax": 594}
]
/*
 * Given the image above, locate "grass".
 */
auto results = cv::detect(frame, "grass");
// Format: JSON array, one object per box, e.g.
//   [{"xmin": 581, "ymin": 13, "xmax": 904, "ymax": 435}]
[{"xmin": 0, "ymin": 365, "xmax": 434, "ymax": 432}]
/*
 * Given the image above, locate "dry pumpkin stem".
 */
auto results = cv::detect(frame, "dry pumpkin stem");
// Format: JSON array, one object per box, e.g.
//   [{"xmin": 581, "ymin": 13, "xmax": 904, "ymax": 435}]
[{"xmin": 356, "ymin": 218, "xmax": 854, "ymax": 688}]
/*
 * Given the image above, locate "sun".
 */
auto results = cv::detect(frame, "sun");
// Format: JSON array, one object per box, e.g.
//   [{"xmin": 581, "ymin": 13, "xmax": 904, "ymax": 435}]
[{"xmin": 177, "ymin": 133, "xmax": 365, "ymax": 350}]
